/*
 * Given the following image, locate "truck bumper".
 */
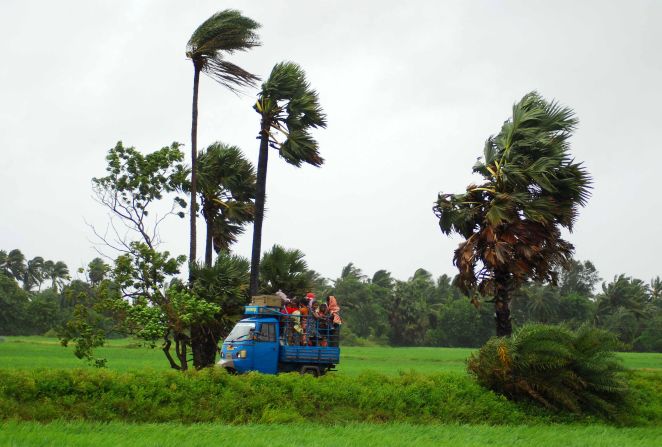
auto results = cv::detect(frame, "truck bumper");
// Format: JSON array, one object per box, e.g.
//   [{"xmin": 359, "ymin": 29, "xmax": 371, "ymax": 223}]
[{"xmin": 216, "ymin": 358, "xmax": 235, "ymax": 370}]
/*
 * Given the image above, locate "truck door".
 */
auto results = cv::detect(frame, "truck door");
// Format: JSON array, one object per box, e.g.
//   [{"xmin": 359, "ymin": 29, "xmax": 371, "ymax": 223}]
[{"xmin": 252, "ymin": 322, "xmax": 278, "ymax": 374}]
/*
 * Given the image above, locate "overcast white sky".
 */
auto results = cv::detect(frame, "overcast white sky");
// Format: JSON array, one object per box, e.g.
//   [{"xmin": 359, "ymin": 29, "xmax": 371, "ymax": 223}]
[{"xmin": 1, "ymin": 0, "xmax": 661, "ymax": 285}]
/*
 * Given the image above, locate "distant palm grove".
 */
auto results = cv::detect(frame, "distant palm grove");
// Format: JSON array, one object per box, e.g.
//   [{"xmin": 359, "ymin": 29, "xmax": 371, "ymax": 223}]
[{"xmin": 1, "ymin": 247, "xmax": 661, "ymax": 353}]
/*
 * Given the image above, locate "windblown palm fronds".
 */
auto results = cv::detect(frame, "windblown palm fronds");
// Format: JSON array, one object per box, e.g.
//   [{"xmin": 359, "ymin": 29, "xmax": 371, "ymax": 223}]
[{"xmin": 434, "ymin": 92, "xmax": 592, "ymax": 336}]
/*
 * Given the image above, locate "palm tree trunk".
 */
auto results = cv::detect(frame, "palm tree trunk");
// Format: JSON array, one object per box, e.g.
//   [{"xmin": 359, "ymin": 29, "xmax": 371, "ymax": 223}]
[
  {"xmin": 249, "ymin": 121, "xmax": 270, "ymax": 296},
  {"xmin": 189, "ymin": 64, "xmax": 201, "ymax": 275},
  {"xmin": 494, "ymin": 292, "xmax": 512, "ymax": 337},
  {"xmin": 205, "ymin": 215, "xmax": 214, "ymax": 267}
]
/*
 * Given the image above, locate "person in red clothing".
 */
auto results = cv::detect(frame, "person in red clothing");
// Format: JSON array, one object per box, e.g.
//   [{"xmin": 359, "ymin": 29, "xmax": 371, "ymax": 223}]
[{"xmin": 305, "ymin": 292, "xmax": 316, "ymax": 310}]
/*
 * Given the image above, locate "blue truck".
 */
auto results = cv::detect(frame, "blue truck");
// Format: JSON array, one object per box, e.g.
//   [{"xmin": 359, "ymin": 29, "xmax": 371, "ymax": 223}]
[{"xmin": 216, "ymin": 304, "xmax": 340, "ymax": 376}]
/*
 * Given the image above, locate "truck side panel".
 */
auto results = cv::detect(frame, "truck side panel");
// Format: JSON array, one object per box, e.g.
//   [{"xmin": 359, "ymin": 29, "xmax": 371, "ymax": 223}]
[{"xmin": 279, "ymin": 345, "xmax": 340, "ymax": 364}]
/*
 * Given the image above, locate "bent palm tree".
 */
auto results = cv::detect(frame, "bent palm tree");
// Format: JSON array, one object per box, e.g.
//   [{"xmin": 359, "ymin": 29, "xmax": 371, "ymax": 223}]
[
  {"xmin": 0, "ymin": 249, "xmax": 26, "ymax": 281},
  {"xmin": 196, "ymin": 142, "xmax": 256, "ymax": 266},
  {"xmin": 22, "ymin": 256, "xmax": 45, "ymax": 291},
  {"xmin": 186, "ymin": 10, "xmax": 261, "ymax": 267},
  {"xmin": 249, "ymin": 62, "xmax": 327, "ymax": 295},
  {"xmin": 434, "ymin": 92, "xmax": 592, "ymax": 336}
]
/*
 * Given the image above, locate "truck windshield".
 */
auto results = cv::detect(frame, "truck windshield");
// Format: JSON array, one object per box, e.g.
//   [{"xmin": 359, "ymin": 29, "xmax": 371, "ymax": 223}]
[{"xmin": 225, "ymin": 322, "xmax": 256, "ymax": 342}]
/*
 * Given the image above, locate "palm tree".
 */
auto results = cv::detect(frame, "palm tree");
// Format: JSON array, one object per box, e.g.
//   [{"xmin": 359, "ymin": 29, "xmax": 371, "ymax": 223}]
[
  {"xmin": 46, "ymin": 260, "xmax": 70, "ymax": 292},
  {"xmin": 259, "ymin": 244, "xmax": 312, "ymax": 298},
  {"xmin": 595, "ymin": 275, "xmax": 648, "ymax": 321},
  {"xmin": 250, "ymin": 62, "xmax": 327, "ymax": 295},
  {"xmin": 0, "ymin": 249, "xmax": 26, "ymax": 281},
  {"xmin": 22, "ymin": 256, "xmax": 45, "ymax": 291},
  {"xmin": 196, "ymin": 142, "xmax": 256, "ymax": 267},
  {"xmin": 433, "ymin": 92, "xmax": 592, "ymax": 336},
  {"xmin": 186, "ymin": 10, "xmax": 261, "ymax": 268}
]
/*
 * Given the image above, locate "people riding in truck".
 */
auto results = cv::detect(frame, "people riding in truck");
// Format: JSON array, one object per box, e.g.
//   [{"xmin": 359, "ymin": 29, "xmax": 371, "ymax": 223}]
[{"xmin": 326, "ymin": 295, "xmax": 342, "ymax": 346}]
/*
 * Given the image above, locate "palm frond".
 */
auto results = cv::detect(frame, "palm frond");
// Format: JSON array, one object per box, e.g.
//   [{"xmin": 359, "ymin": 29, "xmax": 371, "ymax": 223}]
[{"xmin": 187, "ymin": 10, "xmax": 261, "ymax": 90}]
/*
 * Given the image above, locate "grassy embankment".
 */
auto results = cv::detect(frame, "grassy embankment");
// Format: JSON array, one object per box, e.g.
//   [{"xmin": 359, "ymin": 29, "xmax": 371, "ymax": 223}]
[{"xmin": 0, "ymin": 336, "xmax": 661, "ymax": 446}]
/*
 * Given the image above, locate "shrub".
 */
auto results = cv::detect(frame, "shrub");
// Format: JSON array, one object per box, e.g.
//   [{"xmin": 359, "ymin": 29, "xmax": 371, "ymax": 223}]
[{"xmin": 467, "ymin": 324, "xmax": 628, "ymax": 417}]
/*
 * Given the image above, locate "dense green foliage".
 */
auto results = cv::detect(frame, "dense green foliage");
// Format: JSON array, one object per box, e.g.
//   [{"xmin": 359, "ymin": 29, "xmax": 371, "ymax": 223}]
[
  {"xmin": 434, "ymin": 92, "xmax": 592, "ymax": 336},
  {"xmin": 3, "ymin": 252, "xmax": 661, "ymax": 354},
  {"xmin": 468, "ymin": 325, "xmax": 627, "ymax": 416},
  {"xmin": 2, "ymin": 422, "xmax": 661, "ymax": 447},
  {"xmin": 0, "ymin": 366, "xmax": 659, "ymax": 426}
]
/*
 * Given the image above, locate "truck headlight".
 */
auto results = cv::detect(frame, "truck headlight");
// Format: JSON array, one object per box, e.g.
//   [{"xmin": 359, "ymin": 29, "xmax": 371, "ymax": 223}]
[{"xmin": 237, "ymin": 349, "xmax": 248, "ymax": 359}]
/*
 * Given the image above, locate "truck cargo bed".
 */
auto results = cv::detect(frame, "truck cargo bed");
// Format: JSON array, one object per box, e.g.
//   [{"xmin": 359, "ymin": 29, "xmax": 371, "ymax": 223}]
[{"xmin": 279, "ymin": 345, "xmax": 340, "ymax": 364}]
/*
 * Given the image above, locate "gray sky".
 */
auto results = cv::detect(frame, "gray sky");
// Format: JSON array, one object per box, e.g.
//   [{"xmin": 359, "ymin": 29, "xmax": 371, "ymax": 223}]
[{"xmin": 1, "ymin": 0, "xmax": 661, "ymax": 285}]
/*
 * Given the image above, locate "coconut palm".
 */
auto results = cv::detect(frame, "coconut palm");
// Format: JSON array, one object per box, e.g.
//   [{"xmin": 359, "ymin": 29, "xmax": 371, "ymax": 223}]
[
  {"xmin": 186, "ymin": 10, "xmax": 261, "ymax": 266},
  {"xmin": 249, "ymin": 62, "xmax": 327, "ymax": 295},
  {"xmin": 0, "ymin": 249, "xmax": 26, "ymax": 281},
  {"xmin": 196, "ymin": 142, "xmax": 256, "ymax": 266},
  {"xmin": 22, "ymin": 256, "xmax": 45, "ymax": 291},
  {"xmin": 434, "ymin": 92, "xmax": 592, "ymax": 336},
  {"xmin": 45, "ymin": 260, "xmax": 70, "ymax": 292}
]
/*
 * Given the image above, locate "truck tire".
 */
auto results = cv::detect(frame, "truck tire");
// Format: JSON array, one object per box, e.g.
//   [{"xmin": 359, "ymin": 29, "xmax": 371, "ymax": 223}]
[{"xmin": 300, "ymin": 366, "xmax": 320, "ymax": 377}]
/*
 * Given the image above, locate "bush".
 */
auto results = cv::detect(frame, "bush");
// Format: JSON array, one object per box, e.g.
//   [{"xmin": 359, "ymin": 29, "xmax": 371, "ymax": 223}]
[
  {"xmin": 0, "ymin": 368, "xmax": 534, "ymax": 425},
  {"xmin": 467, "ymin": 324, "xmax": 628, "ymax": 418}
]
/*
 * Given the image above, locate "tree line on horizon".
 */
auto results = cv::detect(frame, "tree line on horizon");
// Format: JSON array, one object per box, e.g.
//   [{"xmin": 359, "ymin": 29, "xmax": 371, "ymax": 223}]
[{"xmin": 2, "ymin": 247, "xmax": 661, "ymax": 353}]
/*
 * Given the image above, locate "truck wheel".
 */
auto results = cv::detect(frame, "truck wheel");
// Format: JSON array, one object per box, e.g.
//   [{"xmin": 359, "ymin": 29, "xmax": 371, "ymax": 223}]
[{"xmin": 300, "ymin": 366, "xmax": 320, "ymax": 377}]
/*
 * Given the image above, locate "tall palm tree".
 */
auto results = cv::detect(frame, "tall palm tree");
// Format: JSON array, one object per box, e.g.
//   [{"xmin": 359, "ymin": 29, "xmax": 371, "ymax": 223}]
[
  {"xmin": 249, "ymin": 62, "xmax": 327, "ymax": 295},
  {"xmin": 186, "ymin": 10, "xmax": 261, "ymax": 267},
  {"xmin": 196, "ymin": 142, "xmax": 256, "ymax": 266},
  {"xmin": 433, "ymin": 92, "xmax": 592, "ymax": 336}
]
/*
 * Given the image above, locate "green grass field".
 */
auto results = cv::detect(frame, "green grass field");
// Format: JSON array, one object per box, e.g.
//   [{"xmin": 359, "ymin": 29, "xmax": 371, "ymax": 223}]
[
  {"xmin": 1, "ymin": 336, "xmax": 660, "ymax": 374},
  {"xmin": 1, "ymin": 421, "xmax": 660, "ymax": 447},
  {"xmin": 1, "ymin": 336, "xmax": 661, "ymax": 446}
]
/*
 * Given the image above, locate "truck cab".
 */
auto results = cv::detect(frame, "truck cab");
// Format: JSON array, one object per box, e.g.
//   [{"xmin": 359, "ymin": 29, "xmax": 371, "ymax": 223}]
[{"xmin": 217, "ymin": 304, "xmax": 340, "ymax": 376}]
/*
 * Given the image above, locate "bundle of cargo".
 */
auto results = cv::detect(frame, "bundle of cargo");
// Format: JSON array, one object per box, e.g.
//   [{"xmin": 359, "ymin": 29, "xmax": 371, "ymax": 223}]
[{"xmin": 250, "ymin": 295, "xmax": 283, "ymax": 307}]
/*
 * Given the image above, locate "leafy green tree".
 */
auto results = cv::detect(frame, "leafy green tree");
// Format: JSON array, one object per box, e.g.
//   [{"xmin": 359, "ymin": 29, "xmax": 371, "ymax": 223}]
[
  {"xmin": 92, "ymin": 141, "xmax": 189, "ymax": 250},
  {"xmin": 90, "ymin": 142, "xmax": 195, "ymax": 369},
  {"xmin": 249, "ymin": 62, "xmax": 327, "ymax": 296},
  {"xmin": 333, "ymin": 264, "xmax": 375, "ymax": 339},
  {"xmin": 186, "ymin": 10, "xmax": 261, "ymax": 266},
  {"xmin": 388, "ymin": 277, "xmax": 431, "ymax": 346},
  {"xmin": 196, "ymin": 142, "xmax": 255, "ymax": 266},
  {"xmin": 426, "ymin": 298, "xmax": 493, "ymax": 347},
  {"xmin": 559, "ymin": 259, "xmax": 601, "ymax": 296},
  {"xmin": 434, "ymin": 92, "xmax": 592, "ymax": 336},
  {"xmin": 189, "ymin": 253, "xmax": 250, "ymax": 368},
  {"xmin": 0, "ymin": 273, "xmax": 28, "ymax": 335}
]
